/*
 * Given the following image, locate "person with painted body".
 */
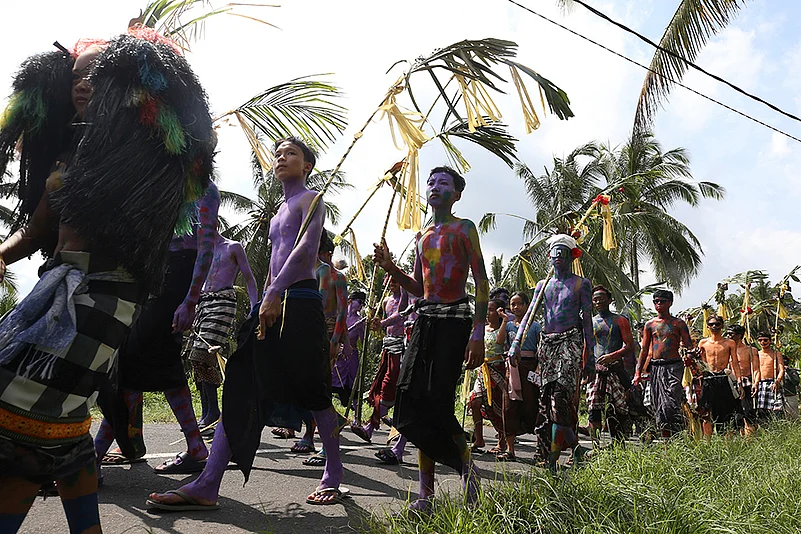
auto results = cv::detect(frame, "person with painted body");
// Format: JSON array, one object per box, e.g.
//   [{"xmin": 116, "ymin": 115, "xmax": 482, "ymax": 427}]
[
  {"xmin": 94, "ymin": 182, "xmax": 219, "ymax": 476},
  {"xmin": 148, "ymin": 137, "xmax": 346, "ymax": 509},
  {"xmin": 522, "ymin": 234, "xmax": 593, "ymax": 472},
  {"xmin": 0, "ymin": 33, "xmax": 214, "ymax": 533},
  {"xmin": 586, "ymin": 285, "xmax": 634, "ymax": 445},
  {"xmin": 352, "ymin": 276, "xmax": 408, "ymax": 445},
  {"xmin": 697, "ymin": 316, "xmax": 743, "ymax": 435},
  {"xmin": 754, "ymin": 332, "xmax": 785, "ymax": 420},
  {"xmin": 281, "ymin": 231, "xmax": 347, "ymax": 455},
  {"xmin": 373, "ymin": 165, "xmax": 488, "ymax": 513},
  {"xmin": 185, "ymin": 232, "xmax": 259, "ymax": 429},
  {"xmin": 634, "ymin": 290, "xmax": 692, "ymax": 438},
  {"xmin": 727, "ymin": 324, "xmax": 759, "ymax": 432}
]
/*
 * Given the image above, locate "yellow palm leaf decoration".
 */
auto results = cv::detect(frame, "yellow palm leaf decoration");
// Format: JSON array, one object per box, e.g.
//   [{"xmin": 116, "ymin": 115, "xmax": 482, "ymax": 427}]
[
  {"xmin": 509, "ymin": 65, "xmax": 544, "ymax": 134},
  {"xmin": 454, "ymin": 74, "xmax": 502, "ymax": 133}
]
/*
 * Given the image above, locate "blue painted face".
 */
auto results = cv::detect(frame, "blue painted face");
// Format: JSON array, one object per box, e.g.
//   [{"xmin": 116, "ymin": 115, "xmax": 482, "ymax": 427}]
[{"xmin": 549, "ymin": 245, "xmax": 570, "ymax": 267}]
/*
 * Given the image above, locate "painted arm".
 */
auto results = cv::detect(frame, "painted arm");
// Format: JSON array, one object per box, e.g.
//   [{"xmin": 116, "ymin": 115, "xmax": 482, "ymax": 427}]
[
  {"xmin": 380, "ymin": 294, "xmax": 407, "ymax": 329},
  {"xmin": 728, "ymin": 341, "xmax": 742, "ymax": 381},
  {"xmin": 466, "ymin": 220, "xmax": 489, "ymax": 370},
  {"xmin": 234, "ymin": 242, "xmax": 259, "ymax": 310},
  {"xmin": 751, "ymin": 348, "xmax": 759, "ymax": 384},
  {"xmin": 173, "ymin": 184, "xmax": 220, "ymax": 332},
  {"xmin": 678, "ymin": 320, "xmax": 692, "ymax": 349},
  {"xmin": 634, "ymin": 323, "xmax": 652, "ymax": 385},
  {"xmin": 373, "ymin": 236, "xmax": 424, "ymax": 297},
  {"xmin": 599, "ymin": 316, "xmax": 634, "ymax": 365},
  {"xmin": 316, "ymin": 263, "xmax": 331, "ymax": 305},
  {"xmin": 776, "ymin": 352, "xmax": 785, "ymax": 385},
  {"xmin": 580, "ymin": 278, "xmax": 595, "ymax": 366},
  {"xmin": 259, "ymin": 194, "xmax": 325, "ymax": 334},
  {"xmin": 0, "ymin": 168, "xmax": 62, "ymax": 279},
  {"xmin": 511, "ymin": 280, "xmax": 542, "ymax": 359},
  {"xmin": 331, "ymin": 272, "xmax": 347, "ymax": 346}
]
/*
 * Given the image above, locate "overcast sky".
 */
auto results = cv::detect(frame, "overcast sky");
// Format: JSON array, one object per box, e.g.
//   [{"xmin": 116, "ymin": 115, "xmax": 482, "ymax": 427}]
[{"xmin": 2, "ymin": 0, "xmax": 799, "ymax": 313}]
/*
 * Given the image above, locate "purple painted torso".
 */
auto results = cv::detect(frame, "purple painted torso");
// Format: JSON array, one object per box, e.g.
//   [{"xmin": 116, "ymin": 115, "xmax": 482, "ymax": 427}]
[
  {"xmin": 538, "ymin": 270, "xmax": 594, "ymax": 352},
  {"xmin": 204, "ymin": 239, "xmax": 242, "ymax": 291},
  {"xmin": 383, "ymin": 291, "xmax": 406, "ymax": 337}
]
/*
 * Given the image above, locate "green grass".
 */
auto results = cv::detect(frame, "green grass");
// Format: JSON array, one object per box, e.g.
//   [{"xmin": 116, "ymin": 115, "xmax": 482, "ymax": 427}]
[{"xmin": 359, "ymin": 422, "xmax": 801, "ymax": 534}]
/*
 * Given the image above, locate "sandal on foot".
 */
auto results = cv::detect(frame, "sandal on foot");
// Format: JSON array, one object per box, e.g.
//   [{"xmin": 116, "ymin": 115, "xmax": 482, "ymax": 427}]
[
  {"xmin": 102, "ymin": 450, "xmax": 146, "ymax": 465},
  {"xmin": 291, "ymin": 439, "xmax": 316, "ymax": 454},
  {"xmin": 271, "ymin": 428, "xmax": 295, "ymax": 439},
  {"xmin": 495, "ymin": 451, "xmax": 516, "ymax": 462},
  {"xmin": 154, "ymin": 452, "xmax": 207, "ymax": 474},
  {"xmin": 302, "ymin": 454, "xmax": 326, "ymax": 466},
  {"xmin": 146, "ymin": 489, "xmax": 219, "ymax": 511},
  {"xmin": 375, "ymin": 448, "xmax": 402, "ymax": 465},
  {"xmin": 470, "ymin": 444, "xmax": 486, "ymax": 454},
  {"xmin": 306, "ymin": 486, "xmax": 350, "ymax": 505},
  {"xmin": 350, "ymin": 425, "xmax": 372, "ymax": 444},
  {"xmin": 487, "ymin": 446, "xmax": 505, "ymax": 454}
]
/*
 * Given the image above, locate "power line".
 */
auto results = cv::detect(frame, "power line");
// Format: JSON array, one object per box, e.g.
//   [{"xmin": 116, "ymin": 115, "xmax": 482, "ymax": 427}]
[
  {"xmin": 504, "ymin": 0, "xmax": 801, "ymax": 144},
  {"xmin": 569, "ymin": 0, "xmax": 801, "ymax": 125}
]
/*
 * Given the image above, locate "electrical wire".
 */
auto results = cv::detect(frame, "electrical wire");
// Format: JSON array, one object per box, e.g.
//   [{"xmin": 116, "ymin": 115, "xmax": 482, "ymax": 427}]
[{"xmin": 504, "ymin": 0, "xmax": 801, "ymax": 144}]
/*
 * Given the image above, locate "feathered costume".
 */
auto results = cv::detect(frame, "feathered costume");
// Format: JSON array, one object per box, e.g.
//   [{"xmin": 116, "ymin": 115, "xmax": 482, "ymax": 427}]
[
  {"xmin": 50, "ymin": 33, "xmax": 214, "ymax": 291},
  {"xmin": 0, "ymin": 32, "xmax": 213, "ymax": 484},
  {"xmin": 0, "ymin": 49, "xmax": 75, "ymax": 231}
]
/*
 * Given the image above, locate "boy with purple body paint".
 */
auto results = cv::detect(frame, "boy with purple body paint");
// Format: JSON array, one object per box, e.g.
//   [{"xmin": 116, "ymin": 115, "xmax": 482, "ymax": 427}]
[
  {"xmin": 373, "ymin": 165, "xmax": 488, "ymax": 513},
  {"xmin": 148, "ymin": 137, "xmax": 345, "ymax": 509},
  {"xmin": 523, "ymin": 234, "xmax": 594, "ymax": 472},
  {"xmin": 185, "ymin": 231, "xmax": 259, "ymax": 428}
]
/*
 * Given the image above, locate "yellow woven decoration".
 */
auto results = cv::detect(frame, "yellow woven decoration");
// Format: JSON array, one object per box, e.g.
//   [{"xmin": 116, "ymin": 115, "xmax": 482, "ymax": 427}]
[
  {"xmin": 347, "ymin": 229, "xmax": 366, "ymax": 282},
  {"xmin": 740, "ymin": 285, "xmax": 752, "ymax": 344},
  {"xmin": 682, "ymin": 366, "xmax": 693, "ymax": 388},
  {"xmin": 520, "ymin": 256, "xmax": 539, "ymax": 289},
  {"xmin": 600, "ymin": 203, "xmax": 616, "ymax": 251},
  {"xmin": 702, "ymin": 307, "xmax": 711, "ymax": 338},
  {"xmin": 572, "ymin": 257, "xmax": 584, "ymax": 278},
  {"xmin": 454, "ymin": 74, "xmax": 501, "ymax": 133},
  {"xmin": 481, "ymin": 362, "xmax": 493, "ymax": 407},
  {"xmin": 235, "ymin": 111, "xmax": 273, "ymax": 173},
  {"xmin": 509, "ymin": 65, "xmax": 542, "ymax": 134},
  {"xmin": 461, "ymin": 369, "xmax": 472, "ymax": 405},
  {"xmin": 397, "ymin": 150, "xmax": 423, "ymax": 231},
  {"xmin": 717, "ymin": 303, "xmax": 730, "ymax": 321}
]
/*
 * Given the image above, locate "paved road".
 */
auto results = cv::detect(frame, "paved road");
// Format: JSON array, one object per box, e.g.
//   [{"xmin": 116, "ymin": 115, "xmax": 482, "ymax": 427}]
[{"xmin": 19, "ymin": 423, "xmax": 584, "ymax": 534}]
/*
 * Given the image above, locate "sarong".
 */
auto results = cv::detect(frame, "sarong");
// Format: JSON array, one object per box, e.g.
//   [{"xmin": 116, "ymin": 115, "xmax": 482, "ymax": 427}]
[
  {"xmin": 0, "ymin": 252, "xmax": 143, "ymax": 483},
  {"xmin": 587, "ymin": 365, "xmax": 629, "ymax": 415},
  {"xmin": 756, "ymin": 379, "xmax": 784, "ymax": 411},
  {"xmin": 367, "ymin": 336, "xmax": 404, "ymax": 408},
  {"xmin": 517, "ymin": 357, "xmax": 540, "ymax": 435},
  {"xmin": 185, "ymin": 287, "xmax": 237, "ymax": 385},
  {"xmin": 649, "ymin": 359, "xmax": 684, "ymax": 433},
  {"xmin": 120, "ymin": 249, "xmax": 196, "ymax": 391},
  {"xmin": 471, "ymin": 355, "xmax": 520, "ymax": 436},
  {"xmin": 222, "ymin": 279, "xmax": 330, "ymax": 481},
  {"xmin": 740, "ymin": 376, "xmax": 756, "ymax": 424},
  {"xmin": 536, "ymin": 327, "xmax": 583, "ymax": 437},
  {"xmin": 394, "ymin": 299, "xmax": 471, "ymax": 473},
  {"xmin": 698, "ymin": 372, "xmax": 741, "ymax": 428}
]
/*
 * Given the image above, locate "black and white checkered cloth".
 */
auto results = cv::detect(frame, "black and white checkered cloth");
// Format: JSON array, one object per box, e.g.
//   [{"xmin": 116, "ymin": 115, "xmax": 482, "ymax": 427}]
[
  {"xmin": 186, "ymin": 287, "xmax": 237, "ymax": 355},
  {"xmin": 413, "ymin": 298, "xmax": 472, "ymax": 320},
  {"xmin": 756, "ymin": 379, "xmax": 784, "ymax": 411},
  {"xmin": 382, "ymin": 335, "xmax": 405, "ymax": 354}
]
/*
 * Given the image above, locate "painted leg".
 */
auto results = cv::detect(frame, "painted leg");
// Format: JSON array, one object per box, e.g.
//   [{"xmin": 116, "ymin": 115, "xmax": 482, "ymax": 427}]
[
  {"xmin": 410, "ymin": 450, "xmax": 435, "ymax": 514},
  {"xmin": 93, "ymin": 418, "xmax": 115, "ymax": 465},
  {"xmin": 470, "ymin": 397, "xmax": 485, "ymax": 448},
  {"xmin": 204, "ymin": 382, "xmax": 220, "ymax": 423},
  {"xmin": 0, "ymin": 476, "xmax": 39, "ymax": 533},
  {"xmin": 303, "ymin": 413, "xmax": 316, "ymax": 445},
  {"xmin": 312, "ymin": 407, "xmax": 343, "ymax": 489},
  {"xmin": 455, "ymin": 432, "xmax": 480, "ymax": 505},
  {"xmin": 391, "ymin": 435, "xmax": 408, "ymax": 462},
  {"xmin": 148, "ymin": 419, "xmax": 232, "ymax": 506},
  {"xmin": 124, "ymin": 389, "xmax": 146, "ymax": 457},
  {"xmin": 57, "ymin": 461, "xmax": 101, "ymax": 534},
  {"xmin": 164, "ymin": 386, "xmax": 208, "ymax": 460}
]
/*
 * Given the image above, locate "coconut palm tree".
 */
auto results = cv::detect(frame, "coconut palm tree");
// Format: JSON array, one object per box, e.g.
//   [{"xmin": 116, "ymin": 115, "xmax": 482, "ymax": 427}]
[{"xmin": 603, "ymin": 132, "xmax": 725, "ymax": 291}]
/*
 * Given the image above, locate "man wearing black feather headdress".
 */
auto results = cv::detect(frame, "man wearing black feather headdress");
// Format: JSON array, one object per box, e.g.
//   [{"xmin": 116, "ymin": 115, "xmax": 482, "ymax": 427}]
[{"xmin": 0, "ymin": 31, "xmax": 214, "ymax": 533}]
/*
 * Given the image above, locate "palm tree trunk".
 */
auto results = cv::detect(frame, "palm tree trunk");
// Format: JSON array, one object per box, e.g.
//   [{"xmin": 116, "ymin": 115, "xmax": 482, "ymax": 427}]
[{"xmin": 631, "ymin": 239, "xmax": 640, "ymax": 291}]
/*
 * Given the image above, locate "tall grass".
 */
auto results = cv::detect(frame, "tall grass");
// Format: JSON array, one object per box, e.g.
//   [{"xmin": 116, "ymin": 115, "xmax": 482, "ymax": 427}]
[{"xmin": 362, "ymin": 422, "xmax": 801, "ymax": 534}]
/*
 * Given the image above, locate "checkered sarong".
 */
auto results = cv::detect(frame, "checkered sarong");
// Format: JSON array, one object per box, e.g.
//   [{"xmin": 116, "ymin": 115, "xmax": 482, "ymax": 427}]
[
  {"xmin": 186, "ymin": 288, "xmax": 237, "ymax": 356},
  {"xmin": 413, "ymin": 298, "xmax": 472, "ymax": 319},
  {"xmin": 586, "ymin": 367, "xmax": 629, "ymax": 414},
  {"xmin": 756, "ymin": 379, "xmax": 784, "ymax": 411}
]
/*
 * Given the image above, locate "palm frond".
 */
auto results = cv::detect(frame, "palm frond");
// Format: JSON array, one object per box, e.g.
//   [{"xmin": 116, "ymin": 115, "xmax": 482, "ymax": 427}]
[
  {"xmin": 633, "ymin": 0, "xmax": 748, "ymax": 132},
  {"xmin": 224, "ymin": 76, "xmax": 347, "ymax": 152},
  {"xmin": 219, "ymin": 189, "xmax": 256, "ymax": 213},
  {"xmin": 437, "ymin": 120, "xmax": 519, "ymax": 168}
]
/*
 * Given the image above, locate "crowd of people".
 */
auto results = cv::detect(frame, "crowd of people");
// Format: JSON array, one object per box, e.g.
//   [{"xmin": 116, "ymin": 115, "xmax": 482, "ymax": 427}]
[{"xmin": 0, "ymin": 28, "xmax": 797, "ymax": 534}]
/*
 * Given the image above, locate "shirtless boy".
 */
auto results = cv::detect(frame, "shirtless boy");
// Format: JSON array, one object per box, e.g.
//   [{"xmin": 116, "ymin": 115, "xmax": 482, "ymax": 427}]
[
  {"xmin": 185, "ymin": 231, "xmax": 259, "ymax": 429},
  {"xmin": 727, "ymin": 324, "xmax": 759, "ymax": 431},
  {"xmin": 754, "ymin": 332, "xmax": 785, "ymax": 421},
  {"xmin": 697, "ymin": 316, "xmax": 742, "ymax": 435},
  {"xmin": 373, "ymin": 165, "xmax": 489, "ymax": 512},
  {"xmin": 148, "ymin": 136, "xmax": 345, "ymax": 509},
  {"xmin": 634, "ymin": 290, "xmax": 692, "ymax": 438}
]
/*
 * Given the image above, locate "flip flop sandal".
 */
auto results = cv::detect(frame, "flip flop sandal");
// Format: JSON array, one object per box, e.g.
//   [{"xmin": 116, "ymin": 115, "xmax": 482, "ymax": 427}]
[
  {"xmin": 290, "ymin": 439, "xmax": 316, "ymax": 454},
  {"xmin": 495, "ymin": 451, "xmax": 516, "ymax": 462},
  {"xmin": 470, "ymin": 444, "xmax": 486, "ymax": 454},
  {"xmin": 102, "ymin": 454, "xmax": 147, "ymax": 465},
  {"xmin": 305, "ymin": 486, "xmax": 350, "ymax": 505},
  {"xmin": 302, "ymin": 454, "xmax": 326, "ymax": 467},
  {"xmin": 487, "ymin": 446, "xmax": 505, "ymax": 454},
  {"xmin": 146, "ymin": 489, "xmax": 220, "ymax": 512},
  {"xmin": 154, "ymin": 452, "xmax": 207, "ymax": 474},
  {"xmin": 375, "ymin": 448, "xmax": 402, "ymax": 465},
  {"xmin": 350, "ymin": 425, "xmax": 372, "ymax": 444},
  {"xmin": 271, "ymin": 428, "xmax": 295, "ymax": 439}
]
